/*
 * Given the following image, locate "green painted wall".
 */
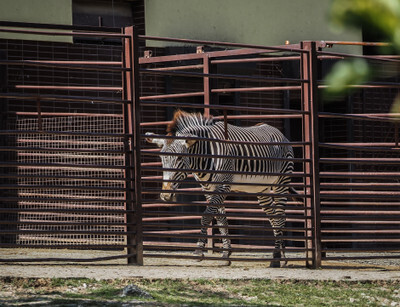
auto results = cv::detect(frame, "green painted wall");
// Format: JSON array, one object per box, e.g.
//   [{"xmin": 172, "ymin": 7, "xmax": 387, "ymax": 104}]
[
  {"xmin": 145, "ymin": 0, "xmax": 361, "ymax": 53},
  {"xmin": 0, "ymin": 0, "xmax": 72, "ymax": 42}
]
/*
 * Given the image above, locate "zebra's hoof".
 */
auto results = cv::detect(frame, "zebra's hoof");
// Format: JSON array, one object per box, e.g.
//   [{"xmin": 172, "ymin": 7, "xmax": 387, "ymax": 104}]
[
  {"xmin": 193, "ymin": 249, "xmax": 204, "ymax": 262},
  {"xmin": 221, "ymin": 251, "xmax": 231, "ymax": 266}
]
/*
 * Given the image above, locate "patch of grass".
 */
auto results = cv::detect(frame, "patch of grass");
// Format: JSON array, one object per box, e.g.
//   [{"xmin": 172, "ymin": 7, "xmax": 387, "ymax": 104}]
[{"xmin": 0, "ymin": 277, "xmax": 399, "ymax": 306}]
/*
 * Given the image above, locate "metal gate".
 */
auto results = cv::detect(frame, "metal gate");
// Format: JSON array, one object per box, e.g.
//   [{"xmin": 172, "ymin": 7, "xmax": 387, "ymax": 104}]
[
  {"xmin": 137, "ymin": 37, "xmax": 318, "ymax": 267},
  {"xmin": 0, "ymin": 22, "xmax": 142, "ymax": 264}
]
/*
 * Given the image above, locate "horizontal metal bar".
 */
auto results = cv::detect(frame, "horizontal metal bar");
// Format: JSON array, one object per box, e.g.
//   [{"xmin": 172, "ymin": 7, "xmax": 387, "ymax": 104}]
[
  {"xmin": 0, "ymin": 60, "xmax": 126, "ymax": 72},
  {"xmin": 13, "ymin": 112, "xmax": 124, "ymax": 117},
  {"xmin": 141, "ymin": 148, "xmax": 308, "ymax": 161},
  {"xmin": 0, "ymin": 161, "xmax": 129, "ymax": 170},
  {"xmin": 0, "ymin": 230, "xmax": 133, "ymax": 236},
  {"xmin": 140, "ymin": 91, "xmax": 204, "ymax": 100},
  {"xmin": 140, "ymin": 68, "xmax": 307, "ymax": 84},
  {"xmin": 319, "ymin": 142, "xmax": 400, "ymax": 152},
  {"xmin": 141, "ymin": 133, "xmax": 306, "ymax": 146},
  {"xmin": 140, "ymin": 100, "xmax": 309, "ymax": 114},
  {"xmin": 211, "ymin": 55, "xmax": 301, "ymax": 65},
  {"xmin": 0, "ymin": 93, "xmax": 130, "ymax": 105},
  {"xmin": 318, "ymin": 50, "xmax": 400, "ymax": 63},
  {"xmin": 322, "ymin": 238, "xmax": 400, "ymax": 243},
  {"xmin": 319, "ymin": 111, "xmax": 400, "ymax": 123},
  {"xmin": 0, "ymin": 253, "xmax": 136, "ymax": 263},
  {"xmin": 143, "ymin": 244, "xmax": 308, "ymax": 253},
  {"xmin": 149, "ymin": 64, "xmax": 204, "ymax": 71},
  {"xmin": 0, "ymin": 197, "xmax": 133, "ymax": 204},
  {"xmin": 142, "ymin": 166, "xmax": 308, "ymax": 178},
  {"xmin": 0, "ymin": 220, "xmax": 129, "ymax": 227},
  {"xmin": 320, "ymin": 171, "xmax": 400, "ymax": 179},
  {"xmin": 0, "ymin": 20, "xmax": 122, "ymax": 33},
  {"xmin": 143, "ymin": 253, "xmax": 310, "ymax": 263},
  {"xmin": 0, "ymin": 129, "xmax": 130, "ymax": 138},
  {"xmin": 321, "ymin": 201, "xmax": 400, "ymax": 206},
  {"xmin": 139, "ymin": 35, "xmax": 307, "ymax": 53},
  {"xmin": 0, "ymin": 146, "xmax": 127, "ymax": 155},
  {"xmin": 323, "ymin": 254, "xmax": 400, "ymax": 261},
  {"xmin": 15, "ymin": 85, "xmax": 123, "ymax": 91},
  {"xmin": 143, "ymin": 222, "xmax": 309, "ymax": 232},
  {"xmin": 0, "ymin": 184, "xmax": 128, "ymax": 192},
  {"xmin": 0, "ymin": 173, "xmax": 127, "ymax": 182},
  {"xmin": 142, "ymin": 210, "xmax": 308, "ymax": 220},
  {"xmin": 212, "ymin": 86, "xmax": 302, "ymax": 93},
  {"xmin": 143, "ymin": 232, "xmax": 304, "ymax": 241},
  {"xmin": 0, "ymin": 27, "xmax": 129, "ymax": 38},
  {"xmin": 320, "ymin": 158, "xmax": 400, "ymax": 165},
  {"xmin": 142, "ymin": 178, "xmax": 308, "ymax": 189}
]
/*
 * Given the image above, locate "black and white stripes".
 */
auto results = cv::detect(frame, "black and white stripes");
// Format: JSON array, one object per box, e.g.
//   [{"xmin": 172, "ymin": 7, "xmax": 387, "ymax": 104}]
[{"xmin": 146, "ymin": 110, "xmax": 294, "ymax": 267}]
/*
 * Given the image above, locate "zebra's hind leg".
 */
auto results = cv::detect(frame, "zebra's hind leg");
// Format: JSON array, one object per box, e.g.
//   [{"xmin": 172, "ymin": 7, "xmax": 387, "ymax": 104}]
[
  {"xmin": 270, "ymin": 180, "xmax": 289, "ymax": 268},
  {"xmin": 258, "ymin": 193, "xmax": 286, "ymax": 268},
  {"xmin": 215, "ymin": 207, "xmax": 231, "ymax": 266}
]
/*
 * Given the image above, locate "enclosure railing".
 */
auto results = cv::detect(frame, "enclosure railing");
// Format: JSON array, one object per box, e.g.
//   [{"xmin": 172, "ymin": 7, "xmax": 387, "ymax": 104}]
[
  {"xmin": 0, "ymin": 22, "xmax": 399, "ymax": 268},
  {"xmin": 0, "ymin": 22, "xmax": 141, "ymax": 264}
]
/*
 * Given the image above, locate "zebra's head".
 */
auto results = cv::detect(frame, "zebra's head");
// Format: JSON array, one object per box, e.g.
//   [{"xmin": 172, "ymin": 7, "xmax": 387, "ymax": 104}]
[{"xmin": 146, "ymin": 132, "xmax": 196, "ymax": 201}]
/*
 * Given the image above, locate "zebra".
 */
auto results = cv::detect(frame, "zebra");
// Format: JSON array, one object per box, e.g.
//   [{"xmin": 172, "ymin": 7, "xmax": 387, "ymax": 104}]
[{"xmin": 145, "ymin": 110, "xmax": 295, "ymax": 267}]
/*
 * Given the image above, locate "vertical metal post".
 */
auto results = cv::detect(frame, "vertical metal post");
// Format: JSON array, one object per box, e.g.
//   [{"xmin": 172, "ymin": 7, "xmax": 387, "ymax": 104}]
[
  {"xmin": 124, "ymin": 26, "xmax": 143, "ymax": 265},
  {"xmin": 301, "ymin": 41, "xmax": 321, "ymax": 269},
  {"xmin": 203, "ymin": 54, "xmax": 211, "ymax": 117},
  {"xmin": 203, "ymin": 53, "xmax": 215, "ymax": 253}
]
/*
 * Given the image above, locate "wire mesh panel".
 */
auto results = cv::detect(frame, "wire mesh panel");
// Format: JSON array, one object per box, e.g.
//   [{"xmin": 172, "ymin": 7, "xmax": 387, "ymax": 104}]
[{"xmin": 16, "ymin": 115, "xmax": 125, "ymax": 246}]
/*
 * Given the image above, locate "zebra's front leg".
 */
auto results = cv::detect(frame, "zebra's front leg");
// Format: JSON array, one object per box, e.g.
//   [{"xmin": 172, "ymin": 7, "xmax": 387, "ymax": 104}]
[
  {"xmin": 194, "ymin": 206, "xmax": 215, "ymax": 261},
  {"xmin": 270, "ymin": 218, "xmax": 286, "ymax": 268}
]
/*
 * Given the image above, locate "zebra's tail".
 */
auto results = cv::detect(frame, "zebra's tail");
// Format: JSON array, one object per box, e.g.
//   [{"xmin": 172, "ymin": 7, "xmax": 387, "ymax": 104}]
[{"xmin": 289, "ymin": 187, "xmax": 304, "ymax": 205}]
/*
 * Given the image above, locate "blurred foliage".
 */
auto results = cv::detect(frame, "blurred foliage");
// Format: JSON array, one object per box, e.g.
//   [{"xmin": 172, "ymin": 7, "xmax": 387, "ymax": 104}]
[{"xmin": 325, "ymin": 0, "xmax": 400, "ymax": 98}]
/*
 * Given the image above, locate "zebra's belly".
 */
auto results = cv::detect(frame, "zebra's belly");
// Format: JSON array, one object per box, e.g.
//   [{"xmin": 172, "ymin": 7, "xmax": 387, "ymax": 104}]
[{"xmin": 230, "ymin": 175, "xmax": 278, "ymax": 193}]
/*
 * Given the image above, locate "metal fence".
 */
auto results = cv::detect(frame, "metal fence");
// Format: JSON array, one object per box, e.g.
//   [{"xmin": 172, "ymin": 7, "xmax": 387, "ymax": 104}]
[
  {"xmin": 0, "ymin": 22, "xmax": 141, "ymax": 264},
  {"xmin": 0, "ymin": 23, "xmax": 399, "ymax": 268}
]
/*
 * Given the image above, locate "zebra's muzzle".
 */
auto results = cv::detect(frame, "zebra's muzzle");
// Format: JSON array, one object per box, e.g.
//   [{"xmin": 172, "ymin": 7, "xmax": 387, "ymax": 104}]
[
  {"xmin": 160, "ymin": 182, "xmax": 176, "ymax": 202},
  {"xmin": 160, "ymin": 192, "xmax": 176, "ymax": 202}
]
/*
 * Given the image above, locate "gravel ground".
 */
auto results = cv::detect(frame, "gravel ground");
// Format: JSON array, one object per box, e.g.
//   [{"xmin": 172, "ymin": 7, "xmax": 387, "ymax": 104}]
[{"xmin": 1, "ymin": 249, "xmax": 400, "ymax": 281}]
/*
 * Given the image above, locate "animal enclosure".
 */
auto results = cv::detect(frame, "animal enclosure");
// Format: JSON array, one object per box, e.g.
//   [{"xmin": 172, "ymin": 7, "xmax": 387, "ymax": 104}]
[{"xmin": 0, "ymin": 22, "xmax": 399, "ymax": 268}]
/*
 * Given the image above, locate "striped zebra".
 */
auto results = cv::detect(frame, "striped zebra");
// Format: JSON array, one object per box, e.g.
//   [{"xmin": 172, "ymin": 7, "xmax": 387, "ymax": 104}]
[{"xmin": 146, "ymin": 110, "xmax": 295, "ymax": 267}]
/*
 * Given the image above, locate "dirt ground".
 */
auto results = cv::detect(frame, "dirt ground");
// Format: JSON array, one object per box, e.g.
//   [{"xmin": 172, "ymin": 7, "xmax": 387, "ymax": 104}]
[{"xmin": 1, "ymin": 249, "xmax": 400, "ymax": 281}]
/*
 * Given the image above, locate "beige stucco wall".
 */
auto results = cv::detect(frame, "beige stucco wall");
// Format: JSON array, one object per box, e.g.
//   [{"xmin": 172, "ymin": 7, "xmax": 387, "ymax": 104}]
[
  {"xmin": 145, "ymin": 0, "xmax": 361, "ymax": 53},
  {"xmin": 0, "ymin": 0, "xmax": 73, "ymax": 42}
]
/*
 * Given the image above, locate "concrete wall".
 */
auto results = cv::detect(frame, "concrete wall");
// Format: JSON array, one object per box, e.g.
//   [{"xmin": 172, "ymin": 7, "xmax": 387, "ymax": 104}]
[
  {"xmin": 0, "ymin": 0, "xmax": 72, "ymax": 42},
  {"xmin": 145, "ymin": 0, "xmax": 361, "ymax": 52}
]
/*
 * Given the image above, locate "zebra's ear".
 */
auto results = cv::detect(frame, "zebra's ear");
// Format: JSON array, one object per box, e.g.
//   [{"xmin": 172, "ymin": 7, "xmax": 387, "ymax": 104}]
[
  {"xmin": 145, "ymin": 132, "xmax": 165, "ymax": 147},
  {"xmin": 184, "ymin": 138, "xmax": 197, "ymax": 148}
]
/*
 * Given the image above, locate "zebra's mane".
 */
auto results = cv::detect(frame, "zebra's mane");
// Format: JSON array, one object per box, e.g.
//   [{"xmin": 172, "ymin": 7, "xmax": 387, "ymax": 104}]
[{"xmin": 167, "ymin": 110, "xmax": 215, "ymax": 135}]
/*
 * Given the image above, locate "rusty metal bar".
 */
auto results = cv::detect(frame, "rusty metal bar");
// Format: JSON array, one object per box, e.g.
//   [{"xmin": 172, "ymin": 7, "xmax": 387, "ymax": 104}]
[
  {"xmin": 124, "ymin": 26, "xmax": 143, "ymax": 265},
  {"xmin": 0, "ymin": 92, "xmax": 130, "ymax": 104},
  {"xmin": 301, "ymin": 41, "xmax": 321, "ymax": 268},
  {"xmin": 211, "ymin": 55, "xmax": 301, "ymax": 64},
  {"xmin": 140, "ymin": 91, "xmax": 204, "ymax": 101},
  {"xmin": 15, "ymin": 85, "xmax": 123, "ymax": 91},
  {"xmin": 203, "ymin": 54, "xmax": 211, "ymax": 117},
  {"xmin": 140, "ymin": 68, "xmax": 307, "ymax": 84},
  {"xmin": 141, "ymin": 100, "xmax": 309, "ymax": 114},
  {"xmin": 139, "ymin": 35, "xmax": 306, "ymax": 53}
]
